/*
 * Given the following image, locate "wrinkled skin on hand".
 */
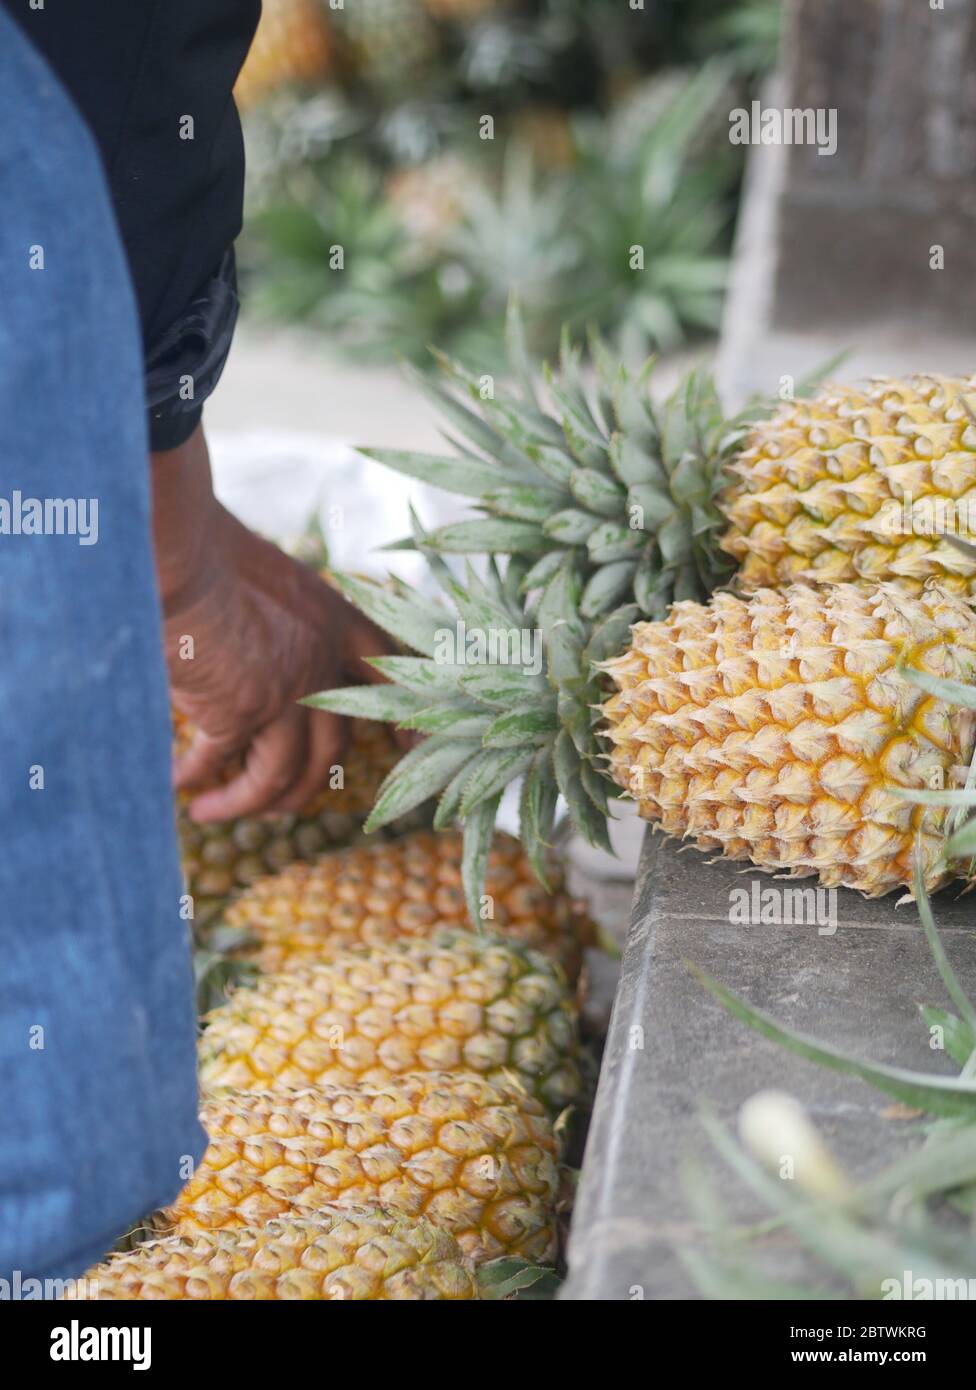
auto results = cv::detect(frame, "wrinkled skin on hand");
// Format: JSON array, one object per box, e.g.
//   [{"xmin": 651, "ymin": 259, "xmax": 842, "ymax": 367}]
[{"xmin": 153, "ymin": 425, "xmax": 391, "ymax": 820}]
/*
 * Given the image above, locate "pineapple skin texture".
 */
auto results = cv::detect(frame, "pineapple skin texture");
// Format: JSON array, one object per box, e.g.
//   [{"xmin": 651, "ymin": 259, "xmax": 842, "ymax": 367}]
[
  {"xmin": 721, "ymin": 376, "xmax": 976, "ymax": 595},
  {"xmin": 199, "ymin": 932, "xmax": 581, "ymax": 1115},
  {"xmin": 226, "ymin": 828, "xmax": 594, "ymax": 981},
  {"xmin": 171, "ymin": 1075, "xmax": 559, "ymax": 1265},
  {"xmin": 68, "ymin": 1208, "xmax": 478, "ymax": 1300},
  {"xmin": 175, "ymin": 713, "xmax": 412, "ymax": 921},
  {"xmin": 601, "ymin": 582, "xmax": 976, "ymax": 897}
]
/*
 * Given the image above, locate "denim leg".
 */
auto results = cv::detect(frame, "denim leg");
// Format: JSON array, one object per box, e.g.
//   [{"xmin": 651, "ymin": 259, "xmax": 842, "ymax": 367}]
[{"xmin": 0, "ymin": 12, "xmax": 205, "ymax": 1281}]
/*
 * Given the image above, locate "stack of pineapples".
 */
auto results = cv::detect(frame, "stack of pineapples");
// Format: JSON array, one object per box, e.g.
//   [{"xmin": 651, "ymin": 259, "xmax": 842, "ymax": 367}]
[{"xmin": 79, "ymin": 684, "xmax": 592, "ymax": 1298}]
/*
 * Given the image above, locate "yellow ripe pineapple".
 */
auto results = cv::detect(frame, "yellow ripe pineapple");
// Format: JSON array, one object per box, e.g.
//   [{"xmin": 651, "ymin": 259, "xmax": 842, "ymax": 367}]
[
  {"xmin": 169, "ymin": 1075, "xmax": 559, "ymax": 1265},
  {"xmin": 351, "ymin": 311, "xmax": 976, "ymax": 624},
  {"xmin": 68, "ymin": 1207, "xmax": 478, "ymax": 1300},
  {"xmin": 311, "ymin": 559, "xmax": 976, "ymax": 906},
  {"xmin": 199, "ymin": 932, "xmax": 581, "ymax": 1115},
  {"xmin": 720, "ymin": 376, "xmax": 976, "ymax": 596},
  {"xmin": 601, "ymin": 582, "xmax": 976, "ymax": 897},
  {"xmin": 173, "ymin": 710, "xmax": 419, "ymax": 922},
  {"xmin": 226, "ymin": 828, "xmax": 594, "ymax": 981},
  {"xmin": 235, "ymin": 0, "xmax": 336, "ymax": 112}
]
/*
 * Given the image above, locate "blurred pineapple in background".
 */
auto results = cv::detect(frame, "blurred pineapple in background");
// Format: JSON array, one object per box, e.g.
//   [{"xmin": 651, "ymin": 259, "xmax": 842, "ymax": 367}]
[
  {"xmin": 235, "ymin": 0, "xmax": 337, "ymax": 111},
  {"xmin": 385, "ymin": 153, "xmax": 472, "ymax": 250},
  {"xmin": 334, "ymin": 0, "xmax": 441, "ymax": 93},
  {"xmin": 511, "ymin": 106, "xmax": 576, "ymax": 169}
]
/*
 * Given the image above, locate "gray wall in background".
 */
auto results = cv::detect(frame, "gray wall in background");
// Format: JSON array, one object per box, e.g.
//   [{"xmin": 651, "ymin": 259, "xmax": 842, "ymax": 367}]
[
  {"xmin": 772, "ymin": 0, "xmax": 976, "ymax": 330},
  {"xmin": 718, "ymin": 0, "xmax": 976, "ymax": 403}
]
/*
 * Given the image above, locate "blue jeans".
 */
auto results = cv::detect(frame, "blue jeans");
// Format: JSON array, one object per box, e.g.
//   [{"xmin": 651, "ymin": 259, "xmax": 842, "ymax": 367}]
[{"xmin": 0, "ymin": 12, "xmax": 205, "ymax": 1282}]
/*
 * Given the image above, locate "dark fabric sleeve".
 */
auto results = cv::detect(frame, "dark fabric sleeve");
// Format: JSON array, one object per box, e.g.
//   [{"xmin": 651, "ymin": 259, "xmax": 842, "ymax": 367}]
[{"xmin": 1, "ymin": 0, "xmax": 261, "ymax": 450}]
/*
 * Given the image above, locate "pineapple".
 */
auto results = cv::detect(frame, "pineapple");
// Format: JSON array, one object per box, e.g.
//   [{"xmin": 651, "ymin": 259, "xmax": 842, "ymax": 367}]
[
  {"xmin": 174, "ymin": 711, "xmax": 419, "ymax": 922},
  {"xmin": 386, "ymin": 155, "xmax": 471, "ymax": 252},
  {"xmin": 226, "ymin": 828, "xmax": 594, "ymax": 980},
  {"xmin": 235, "ymin": 0, "xmax": 336, "ymax": 112},
  {"xmin": 170, "ymin": 1075, "xmax": 559, "ymax": 1264},
  {"xmin": 333, "ymin": 0, "xmax": 439, "ymax": 92},
  {"xmin": 720, "ymin": 377, "xmax": 976, "ymax": 596},
  {"xmin": 199, "ymin": 932, "xmax": 581, "ymax": 1115},
  {"xmin": 601, "ymin": 582, "xmax": 976, "ymax": 897},
  {"xmin": 68, "ymin": 1208, "xmax": 478, "ymax": 1300},
  {"xmin": 357, "ymin": 307, "xmax": 976, "ymax": 619},
  {"xmin": 312, "ymin": 537, "xmax": 976, "ymax": 904}
]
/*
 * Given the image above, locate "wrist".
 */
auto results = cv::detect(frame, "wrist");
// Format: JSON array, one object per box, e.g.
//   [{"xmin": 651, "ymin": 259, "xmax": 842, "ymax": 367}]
[{"xmin": 151, "ymin": 425, "xmax": 225, "ymax": 619}]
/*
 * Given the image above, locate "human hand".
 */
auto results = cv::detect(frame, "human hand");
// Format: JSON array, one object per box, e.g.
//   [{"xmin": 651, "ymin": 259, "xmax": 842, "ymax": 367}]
[{"xmin": 153, "ymin": 426, "xmax": 391, "ymax": 820}]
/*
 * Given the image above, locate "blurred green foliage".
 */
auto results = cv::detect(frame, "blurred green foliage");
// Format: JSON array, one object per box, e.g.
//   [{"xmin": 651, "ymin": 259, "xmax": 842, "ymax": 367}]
[{"xmin": 239, "ymin": 0, "xmax": 784, "ymax": 362}]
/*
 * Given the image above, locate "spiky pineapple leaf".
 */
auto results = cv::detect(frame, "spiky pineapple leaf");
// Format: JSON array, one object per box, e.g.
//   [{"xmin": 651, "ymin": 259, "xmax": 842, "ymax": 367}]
[
  {"xmin": 553, "ymin": 729, "xmax": 613, "ymax": 853},
  {"xmin": 433, "ymin": 751, "xmax": 492, "ymax": 833},
  {"xmin": 457, "ymin": 668, "xmax": 551, "ymax": 708},
  {"xmin": 462, "ymin": 793, "xmax": 503, "ymax": 930},
  {"xmin": 302, "ymin": 684, "xmax": 427, "ymax": 721},
  {"xmin": 415, "ymin": 518, "xmax": 548, "ymax": 555},
  {"xmin": 689, "ymin": 964, "xmax": 976, "ymax": 1120},
  {"xmin": 482, "ymin": 484, "xmax": 572, "ymax": 522},
  {"xmin": 458, "ymin": 748, "xmax": 537, "ymax": 818},
  {"xmin": 628, "ymin": 482, "xmax": 678, "ymax": 526},
  {"xmin": 518, "ymin": 748, "xmax": 558, "ymax": 890},
  {"xmin": 537, "ymin": 558, "xmax": 585, "ymax": 640},
  {"xmin": 366, "ymin": 655, "xmax": 469, "ymax": 695},
  {"xmin": 527, "ymin": 444, "xmax": 578, "ymax": 488},
  {"xmin": 580, "ymin": 560, "xmax": 639, "ymax": 619},
  {"xmin": 543, "ymin": 509, "xmax": 598, "ymax": 545},
  {"xmin": 946, "ymin": 819, "xmax": 976, "ymax": 859},
  {"xmin": 609, "ymin": 432, "xmax": 667, "ymax": 488},
  {"xmin": 584, "ymin": 603, "xmax": 640, "ymax": 665},
  {"xmin": 365, "ymin": 737, "xmax": 478, "ymax": 832},
  {"xmin": 478, "ymin": 1258, "xmax": 562, "ymax": 1300},
  {"xmin": 570, "ymin": 469, "xmax": 626, "ymax": 518},
  {"xmin": 586, "ymin": 522, "xmax": 644, "ymax": 563},
  {"xmin": 328, "ymin": 573, "xmax": 447, "ymax": 656},
  {"xmin": 357, "ymin": 447, "xmax": 517, "ymax": 497},
  {"xmin": 913, "ymin": 860, "xmax": 976, "ymax": 1036},
  {"xmin": 483, "ymin": 706, "xmax": 559, "ymax": 748},
  {"xmin": 901, "ymin": 664, "xmax": 976, "ymax": 710},
  {"xmin": 919, "ymin": 1007, "xmax": 976, "ymax": 1069},
  {"xmin": 399, "ymin": 705, "xmax": 492, "ymax": 738},
  {"xmin": 403, "ymin": 363, "xmax": 533, "ymax": 473},
  {"xmin": 520, "ymin": 550, "xmax": 570, "ymax": 594}
]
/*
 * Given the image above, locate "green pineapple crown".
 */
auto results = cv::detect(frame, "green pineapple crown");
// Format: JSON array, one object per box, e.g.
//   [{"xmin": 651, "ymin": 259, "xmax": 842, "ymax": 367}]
[
  {"xmin": 306, "ymin": 512, "xmax": 632, "ymax": 924},
  {"xmin": 366, "ymin": 298, "xmax": 765, "ymax": 620}
]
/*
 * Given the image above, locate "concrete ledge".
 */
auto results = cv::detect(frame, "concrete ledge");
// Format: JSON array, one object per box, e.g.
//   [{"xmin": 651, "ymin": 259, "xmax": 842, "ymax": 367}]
[{"xmin": 561, "ymin": 833, "xmax": 975, "ymax": 1300}]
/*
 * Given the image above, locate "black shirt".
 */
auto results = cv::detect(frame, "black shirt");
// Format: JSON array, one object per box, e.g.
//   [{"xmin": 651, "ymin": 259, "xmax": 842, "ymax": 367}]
[{"xmin": 2, "ymin": 0, "xmax": 262, "ymax": 449}]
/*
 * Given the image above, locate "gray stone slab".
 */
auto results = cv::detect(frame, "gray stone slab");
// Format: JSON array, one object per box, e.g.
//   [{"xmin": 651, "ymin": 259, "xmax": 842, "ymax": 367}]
[
  {"xmin": 716, "ymin": 0, "xmax": 976, "ymax": 406},
  {"xmin": 561, "ymin": 833, "xmax": 976, "ymax": 1301}
]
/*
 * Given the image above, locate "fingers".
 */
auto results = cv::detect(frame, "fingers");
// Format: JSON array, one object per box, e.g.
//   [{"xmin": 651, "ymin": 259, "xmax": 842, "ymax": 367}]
[
  {"xmin": 187, "ymin": 713, "xmax": 308, "ymax": 821},
  {"xmin": 259, "ymin": 709, "xmax": 347, "ymax": 815},
  {"xmin": 185, "ymin": 709, "xmax": 346, "ymax": 821}
]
